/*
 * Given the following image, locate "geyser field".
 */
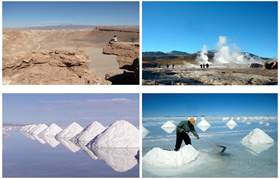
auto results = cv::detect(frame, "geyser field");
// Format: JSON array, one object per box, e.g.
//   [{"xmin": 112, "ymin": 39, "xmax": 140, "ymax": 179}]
[{"xmin": 143, "ymin": 36, "xmax": 277, "ymax": 85}]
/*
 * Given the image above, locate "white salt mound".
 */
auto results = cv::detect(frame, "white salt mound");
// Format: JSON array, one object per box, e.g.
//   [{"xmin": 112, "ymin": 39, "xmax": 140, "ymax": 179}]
[
  {"xmin": 197, "ymin": 119, "xmax": 211, "ymax": 132},
  {"xmin": 241, "ymin": 128, "xmax": 274, "ymax": 145},
  {"xmin": 56, "ymin": 122, "xmax": 83, "ymax": 139},
  {"xmin": 92, "ymin": 120, "xmax": 139, "ymax": 148},
  {"xmin": 143, "ymin": 145, "xmax": 199, "ymax": 168},
  {"xmin": 161, "ymin": 121, "xmax": 176, "ymax": 129},
  {"xmin": 142, "ymin": 126, "xmax": 149, "ymax": 138},
  {"xmin": 39, "ymin": 123, "xmax": 62, "ymax": 137},
  {"xmin": 226, "ymin": 119, "xmax": 237, "ymax": 130},
  {"xmin": 77, "ymin": 121, "xmax": 106, "ymax": 145},
  {"xmin": 31, "ymin": 124, "xmax": 48, "ymax": 135}
]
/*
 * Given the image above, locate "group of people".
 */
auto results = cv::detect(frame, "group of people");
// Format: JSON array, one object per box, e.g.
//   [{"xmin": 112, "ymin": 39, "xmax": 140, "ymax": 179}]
[{"xmin": 200, "ymin": 63, "xmax": 209, "ymax": 69}]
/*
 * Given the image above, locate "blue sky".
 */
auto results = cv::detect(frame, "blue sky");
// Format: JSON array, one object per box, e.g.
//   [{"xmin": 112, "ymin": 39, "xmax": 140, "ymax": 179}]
[
  {"xmin": 3, "ymin": 2, "xmax": 139, "ymax": 28},
  {"xmin": 143, "ymin": 2, "xmax": 277, "ymax": 58},
  {"xmin": 143, "ymin": 94, "xmax": 277, "ymax": 117},
  {"xmin": 3, "ymin": 94, "xmax": 139, "ymax": 126}
]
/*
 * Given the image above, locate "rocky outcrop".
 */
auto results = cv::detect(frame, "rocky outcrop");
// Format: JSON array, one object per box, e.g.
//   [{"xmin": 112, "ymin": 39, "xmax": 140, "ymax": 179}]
[
  {"xmin": 103, "ymin": 42, "xmax": 139, "ymax": 68},
  {"xmin": 250, "ymin": 63, "xmax": 263, "ymax": 68},
  {"xmin": 264, "ymin": 61, "xmax": 278, "ymax": 70},
  {"xmin": 3, "ymin": 50, "xmax": 107, "ymax": 84},
  {"xmin": 103, "ymin": 42, "xmax": 139, "ymax": 84}
]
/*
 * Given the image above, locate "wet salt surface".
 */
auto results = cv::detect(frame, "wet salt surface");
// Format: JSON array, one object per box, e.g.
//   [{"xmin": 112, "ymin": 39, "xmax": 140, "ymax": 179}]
[
  {"xmin": 143, "ymin": 119, "xmax": 277, "ymax": 177},
  {"xmin": 3, "ymin": 132, "xmax": 139, "ymax": 177}
]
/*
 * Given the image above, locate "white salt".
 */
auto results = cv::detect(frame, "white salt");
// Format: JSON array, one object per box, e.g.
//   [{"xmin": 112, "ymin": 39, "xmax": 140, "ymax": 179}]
[
  {"xmin": 241, "ymin": 128, "xmax": 274, "ymax": 145},
  {"xmin": 226, "ymin": 119, "xmax": 237, "ymax": 130},
  {"xmin": 92, "ymin": 120, "xmax": 139, "ymax": 148},
  {"xmin": 77, "ymin": 121, "xmax": 106, "ymax": 146},
  {"xmin": 56, "ymin": 122, "xmax": 83, "ymax": 139},
  {"xmin": 143, "ymin": 145, "xmax": 199, "ymax": 168},
  {"xmin": 197, "ymin": 119, "xmax": 211, "ymax": 132},
  {"xmin": 39, "ymin": 123, "xmax": 62, "ymax": 137}
]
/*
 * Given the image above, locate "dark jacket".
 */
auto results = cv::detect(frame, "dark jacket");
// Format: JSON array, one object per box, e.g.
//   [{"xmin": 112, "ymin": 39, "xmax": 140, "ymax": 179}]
[{"xmin": 176, "ymin": 120, "xmax": 199, "ymax": 138}]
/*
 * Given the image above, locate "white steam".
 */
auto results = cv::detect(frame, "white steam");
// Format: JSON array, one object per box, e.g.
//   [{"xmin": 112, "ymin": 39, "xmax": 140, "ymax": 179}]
[
  {"xmin": 197, "ymin": 36, "xmax": 258, "ymax": 65},
  {"xmin": 214, "ymin": 36, "xmax": 249, "ymax": 64},
  {"xmin": 196, "ymin": 44, "xmax": 209, "ymax": 64}
]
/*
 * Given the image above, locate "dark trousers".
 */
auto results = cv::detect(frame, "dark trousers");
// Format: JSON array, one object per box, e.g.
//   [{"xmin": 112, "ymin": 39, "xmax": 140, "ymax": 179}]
[{"xmin": 174, "ymin": 132, "xmax": 191, "ymax": 151}]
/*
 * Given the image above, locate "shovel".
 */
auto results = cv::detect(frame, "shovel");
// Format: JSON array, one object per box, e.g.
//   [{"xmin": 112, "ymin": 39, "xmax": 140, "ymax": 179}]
[{"xmin": 200, "ymin": 138, "xmax": 227, "ymax": 153}]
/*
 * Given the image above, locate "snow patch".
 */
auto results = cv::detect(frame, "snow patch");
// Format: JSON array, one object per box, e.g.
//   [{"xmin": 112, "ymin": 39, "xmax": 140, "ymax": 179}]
[{"xmin": 143, "ymin": 145, "xmax": 199, "ymax": 168}]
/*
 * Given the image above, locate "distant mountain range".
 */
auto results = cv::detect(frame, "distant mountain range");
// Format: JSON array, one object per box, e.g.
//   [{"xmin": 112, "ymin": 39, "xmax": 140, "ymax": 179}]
[
  {"xmin": 5, "ymin": 24, "xmax": 139, "ymax": 31},
  {"xmin": 143, "ymin": 50, "xmax": 272, "ymax": 61}
]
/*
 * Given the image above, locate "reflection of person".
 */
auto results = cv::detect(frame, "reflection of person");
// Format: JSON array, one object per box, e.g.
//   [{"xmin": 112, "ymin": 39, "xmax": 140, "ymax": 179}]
[
  {"xmin": 109, "ymin": 35, "xmax": 118, "ymax": 44},
  {"xmin": 174, "ymin": 117, "xmax": 199, "ymax": 151},
  {"xmin": 206, "ymin": 63, "xmax": 209, "ymax": 69}
]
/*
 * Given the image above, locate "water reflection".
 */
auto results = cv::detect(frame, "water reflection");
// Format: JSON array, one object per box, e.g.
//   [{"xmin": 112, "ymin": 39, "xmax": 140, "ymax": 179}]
[
  {"xmin": 20, "ymin": 130, "xmax": 139, "ymax": 173},
  {"xmin": 41, "ymin": 135, "xmax": 60, "ymax": 148},
  {"xmin": 242, "ymin": 142, "xmax": 274, "ymax": 155}
]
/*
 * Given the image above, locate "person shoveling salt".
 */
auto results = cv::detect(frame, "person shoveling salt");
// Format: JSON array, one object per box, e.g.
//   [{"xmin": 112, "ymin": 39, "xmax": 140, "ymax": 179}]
[{"xmin": 174, "ymin": 117, "xmax": 200, "ymax": 151}]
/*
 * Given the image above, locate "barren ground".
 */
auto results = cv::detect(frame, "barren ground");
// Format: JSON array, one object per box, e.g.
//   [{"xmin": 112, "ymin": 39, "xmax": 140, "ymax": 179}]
[{"xmin": 3, "ymin": 27, "xmax": 139, "ymax": 84}]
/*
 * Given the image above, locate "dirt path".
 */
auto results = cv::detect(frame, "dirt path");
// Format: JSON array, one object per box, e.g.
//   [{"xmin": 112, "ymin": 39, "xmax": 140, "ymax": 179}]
[{"xmin": 83, "ymin": 47, "xmax": 122, "ymax": 78}]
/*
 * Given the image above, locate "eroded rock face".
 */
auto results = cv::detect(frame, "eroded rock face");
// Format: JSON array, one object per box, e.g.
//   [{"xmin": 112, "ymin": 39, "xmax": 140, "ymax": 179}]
[
  {"xmin": 102, "ymin": 42, "xmax": 139, "ymax": 84},
  {"xmin": 103, "ymin": 42, "xmax": 139, "ymax": 68},
  {"xmin": 3, "ymin": 50, "xmax": 107, "ymax": 84}
]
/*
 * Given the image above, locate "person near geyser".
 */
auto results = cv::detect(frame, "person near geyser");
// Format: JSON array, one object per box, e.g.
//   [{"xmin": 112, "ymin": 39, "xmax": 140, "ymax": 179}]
[{"xmin": 174, "ymin": 117, "xmax": 199, "ymax": 151}]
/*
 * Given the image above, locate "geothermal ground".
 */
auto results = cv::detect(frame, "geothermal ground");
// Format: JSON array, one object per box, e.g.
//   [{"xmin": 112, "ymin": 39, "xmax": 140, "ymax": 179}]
[
  {"xmin": 3, "ymin": 26, "xmax": 139, "ymax": 85},
  {"xmin": 143, "ymin": 67, "xmax": 277, "ymax": 85}
]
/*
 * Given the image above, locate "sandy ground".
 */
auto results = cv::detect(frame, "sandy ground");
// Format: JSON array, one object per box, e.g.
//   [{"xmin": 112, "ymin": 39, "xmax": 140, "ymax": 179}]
[{"xmin": 3, "ymin": 28, "xmax": 139, "ymax": 83}]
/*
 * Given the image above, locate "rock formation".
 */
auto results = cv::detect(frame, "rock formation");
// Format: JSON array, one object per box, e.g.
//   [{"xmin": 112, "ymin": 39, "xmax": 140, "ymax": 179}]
[
  {"xmin": 3, "ymin": 50, "xmax": 107, "ymax": 84},
  {"xmin": 103, "ymin": 42, "xmax": 139, "ymax": 84}
]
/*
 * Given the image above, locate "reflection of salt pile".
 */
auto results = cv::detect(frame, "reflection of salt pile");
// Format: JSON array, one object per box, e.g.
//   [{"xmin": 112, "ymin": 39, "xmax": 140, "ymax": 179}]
[
  {"xmin": 39, "ymin": 123, "xmax": 62, "ymax": 137},
  {"xmin": 59, "ymin": 138, "xmax": 81, "ymax": 153},
  {"xmin": 56, "ymin": 122, "xmax": 83, "ymax": 139},
  {"xmin": 93, "ymin": 148, "xmax": 138, "ymax": 172},
  {"xmin": 34, "ymin": 135, "xmax": 46, "ymax": 144},
  {"xmin": 226, "ymin": 119, "xmax": 237, "ymax": 130},
  {"xmin": 41, "ymin": 135, "xmax": 60, "ymax": 148},
  {"xmin": 31, "ymin": 124, "xmax": 48, "ymax": 135},
  {"xmin": 241, "ymin": 128, "xmax": 274, "ymax": 155},
  {"xmin": 92, "ymin": 120, "xmax": 139, "ymax": 148},
  {"xmin": 161, "ymin": 121, "xmax": 176, "ymax": 134},
  {"xmin": 197, "ymin": 118, "xmax": 211, "ymax": 132},
  {"xmin": 142, "ymin": 126, "xmax": 149, "ymax": 138},
  {"xmin": 143, "ymin": 145, "xmax": 199, "ymax": 168},
  {"xmin": 76, "ymin": 121, "xmax": 106, "ymax": 146}
]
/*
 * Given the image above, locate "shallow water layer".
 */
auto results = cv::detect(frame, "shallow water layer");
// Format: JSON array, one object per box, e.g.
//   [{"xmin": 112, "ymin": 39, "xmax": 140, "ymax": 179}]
[
  {"xmin": 143, "ymin": 117, "xmax": 277, "ymax": 177},
  {"xmin": 3, "ymin": 132, "xmax": 139, "ymax": 177}
]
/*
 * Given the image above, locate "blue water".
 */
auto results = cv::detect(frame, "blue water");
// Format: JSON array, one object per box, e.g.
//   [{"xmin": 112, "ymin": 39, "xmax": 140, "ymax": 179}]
[
  {"xmin": 3, "ymin": 131, "xmax": 139, "ymax": 177},
  {"xmin": 143, "ymin": 116, "xmax": 277, "ymax": 177}
]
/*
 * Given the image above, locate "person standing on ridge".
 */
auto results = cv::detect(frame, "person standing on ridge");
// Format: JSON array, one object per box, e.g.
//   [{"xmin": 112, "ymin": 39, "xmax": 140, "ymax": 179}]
[{"xmin": 174, "ymin": 117, "xmax": 199, "ymax": 151}]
